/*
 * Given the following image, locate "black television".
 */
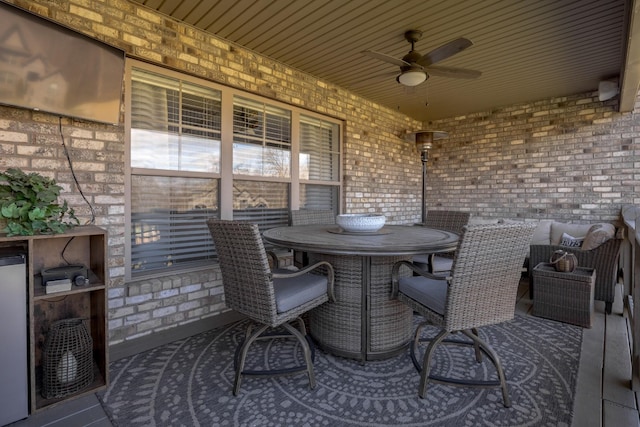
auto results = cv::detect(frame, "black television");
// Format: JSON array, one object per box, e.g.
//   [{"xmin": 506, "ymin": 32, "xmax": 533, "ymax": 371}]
[{"xmin": 0, "ymin": 2, "xmax": 125, "ymax": 125}]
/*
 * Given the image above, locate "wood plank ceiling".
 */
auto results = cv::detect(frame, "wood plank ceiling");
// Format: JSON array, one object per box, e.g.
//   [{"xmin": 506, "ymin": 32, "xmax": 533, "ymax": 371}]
[{"xmin": 131, "ymin": 0, "xmax": 637, "ymax": 123}]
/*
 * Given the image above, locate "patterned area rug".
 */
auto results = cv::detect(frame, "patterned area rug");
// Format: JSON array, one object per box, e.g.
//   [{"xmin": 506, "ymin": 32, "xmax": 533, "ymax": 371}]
[{"xmin": 99, "ymin": 314, "xmax": 582, "ymax": 427}]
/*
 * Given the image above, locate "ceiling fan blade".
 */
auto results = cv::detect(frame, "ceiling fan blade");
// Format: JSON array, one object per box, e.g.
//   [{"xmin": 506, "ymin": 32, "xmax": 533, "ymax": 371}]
[
  {"xmin": 417, "ymin": 37, "xmax": 473, "ymax": 66},
  {"xmin": 426, "ymin": 65, "xmax": 482, "ymax": 79},
  {"xmin": 361, "ymin": 50, "xmax": 409, "ymax": 67}
]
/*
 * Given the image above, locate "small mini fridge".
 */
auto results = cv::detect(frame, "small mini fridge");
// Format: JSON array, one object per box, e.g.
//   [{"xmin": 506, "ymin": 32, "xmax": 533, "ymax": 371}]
[{"xmin": 0, "ymin": 253, "xmax": 28, "ymax": 425}]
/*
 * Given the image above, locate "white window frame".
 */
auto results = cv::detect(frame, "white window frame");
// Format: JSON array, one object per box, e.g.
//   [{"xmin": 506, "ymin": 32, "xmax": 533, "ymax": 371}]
[{"xmin": 124, "ymin": 59, "xmax": 342, "ymax": 280}]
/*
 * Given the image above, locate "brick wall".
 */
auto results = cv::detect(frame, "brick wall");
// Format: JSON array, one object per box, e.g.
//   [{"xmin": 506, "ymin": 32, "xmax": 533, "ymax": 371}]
[
  {"xmin": 425, "ymin": 95, "xmax": 639, "ymax": 222},
  {"xmin": 0, "ymin": 0, "xmax": 420, "ymax": 345},
  {"xmin": 0, "ymin": 0, "xmax": 637, "ymax": 345}
]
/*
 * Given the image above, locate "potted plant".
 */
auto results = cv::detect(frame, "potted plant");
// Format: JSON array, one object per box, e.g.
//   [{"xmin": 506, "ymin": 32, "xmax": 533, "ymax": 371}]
[{"xmin": 0, "ymin": 168, "xmax": 79, "ymax": 236}]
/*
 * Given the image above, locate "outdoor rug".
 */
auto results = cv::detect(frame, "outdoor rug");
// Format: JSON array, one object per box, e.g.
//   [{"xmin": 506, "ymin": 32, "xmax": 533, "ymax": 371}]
[{"xmin": 98, "ymin": 314, "xmax": 582, "ymax": 427}]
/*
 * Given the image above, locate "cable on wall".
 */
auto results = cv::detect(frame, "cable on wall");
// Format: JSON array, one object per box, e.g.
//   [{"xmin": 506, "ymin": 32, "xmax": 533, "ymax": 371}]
[{"xmin": 58, "ymin": 117, "xmax": 96, "ymax": 225}]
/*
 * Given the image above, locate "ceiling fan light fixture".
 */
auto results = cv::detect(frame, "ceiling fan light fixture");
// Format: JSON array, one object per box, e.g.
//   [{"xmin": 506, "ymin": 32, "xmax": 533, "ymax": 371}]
[{"xmin": 397, "ymin": 70, "xmax": 427, "ymax": 86}]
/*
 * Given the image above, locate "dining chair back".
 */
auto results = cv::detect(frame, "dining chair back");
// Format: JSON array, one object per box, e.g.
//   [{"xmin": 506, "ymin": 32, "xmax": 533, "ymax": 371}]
[
  {"xmin": 290, "ymin": 209, "xmax": 336, "ymax": 226},
  {"xmin": 290, "ymin": 209, "xmax": 335, "ymax": 267},
  {"xmin": 413, "ymin": 210, "xmax": 471, "ymax": 273},
  {"xmin": 424, "ymin": 210, "xmax": 471, "ymax": 234},
  {"xmin": 207, "ymin": 219, "xmax": 334, "ymax": 395},
  {"xmin": 392, "ymin": 222, "xmax": 536, "ymax": 406}
]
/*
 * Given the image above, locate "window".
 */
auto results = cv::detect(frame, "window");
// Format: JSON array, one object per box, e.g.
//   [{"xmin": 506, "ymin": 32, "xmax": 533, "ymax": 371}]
[
  {"xmin": 130, "ymin": 69, "xmax": 221, "ymax": 172},
  {"xmin": 126, "ymin": 61, "xmax": 341, "ymax": 279},
  {"xmin": 128, "ymin": 67, "xmax": 221, "ymax": 277},
  {"xmin": 233, "ymin": 181, "xmax": 290, "ymax": 233},
  {"xmin": 232, "ymin": 96, "xmax": 292, "ymax": 232},
  {"xmin": 233, "ymin": 96, "xmax": 291, "ymax": 177},
  {"xmin": 130, "ymin": 176, "xmax": 219, "ymax": 273},
  {"xmin": 299, "ymin": 115, "xmax": 341, "ymax": 212}
]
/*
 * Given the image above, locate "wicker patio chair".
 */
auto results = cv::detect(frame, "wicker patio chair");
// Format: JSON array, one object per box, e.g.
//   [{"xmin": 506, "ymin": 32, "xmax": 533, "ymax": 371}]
[
  {"xmin": 392, "ymin": 223, "xmax": 536, "ymax": 406},
  {"xmin": 413, "ymin": 210, "xmax": 471, "ymax": 273},
  {"xmin": 207, "ymin": 219, "xmax": 335, "ymax": 395},
  {"xmin": 529, "ymin": 230, "xmax": 623, "ymax": 314},
  {"xmin": 291, "ymin": 209, "xmax": 336, "ymax": 226},
  {"xmin": 290, "ymin": 209, "xmax": 335, "ymax": 268}
]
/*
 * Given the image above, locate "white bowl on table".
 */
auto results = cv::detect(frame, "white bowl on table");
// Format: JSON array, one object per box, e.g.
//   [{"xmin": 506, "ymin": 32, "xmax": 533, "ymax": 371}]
[{"xmin": 336, "ymin": 214, "xmax": 386, "ymax": 233}]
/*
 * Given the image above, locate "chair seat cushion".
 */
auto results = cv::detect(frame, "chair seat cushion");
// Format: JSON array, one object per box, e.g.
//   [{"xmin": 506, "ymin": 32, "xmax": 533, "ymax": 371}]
[
  {"xmin": 430, "ymin": 255, "xmax": 453, "ymax": 273},
  {"xmin": 398, "ymin": 275, "xmax": 448, "ymax": 315},
  {"xmin": 412, "ymin": 254, "xmax": 453, "ymax": 274},
  {"xmin": 273, "ymin": 273, "xmax": 328, "ymax": 313},
  {"xmin": 412, "ymin": 253, "xmax": 428, "ymax": 263}
]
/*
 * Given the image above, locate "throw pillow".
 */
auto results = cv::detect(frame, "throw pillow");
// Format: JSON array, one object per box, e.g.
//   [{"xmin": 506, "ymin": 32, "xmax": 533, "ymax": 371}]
[
  {"xmin": 550, "ymin": 222, "xmax": 592, "ymax": 245},
  {"xmin": 531, "ymin": 220, "xmax": 554, "ymax": 245},
  {"xmin": 582, "ymin": 223, "xmax": 615, "ymax": 251},
  {"xmin": 560, "ymin": 232, "xmax": 584, "ymax": 248}
]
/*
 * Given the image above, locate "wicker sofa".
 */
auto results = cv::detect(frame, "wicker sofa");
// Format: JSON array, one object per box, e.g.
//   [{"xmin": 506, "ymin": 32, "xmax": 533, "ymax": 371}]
[
  {"xmin": 528, "ymin": 221, "xmax": 622, "ymax": 314},
  {"xmin": 469, "ymin": 218, "xmax": 622, "ymax": 314}
]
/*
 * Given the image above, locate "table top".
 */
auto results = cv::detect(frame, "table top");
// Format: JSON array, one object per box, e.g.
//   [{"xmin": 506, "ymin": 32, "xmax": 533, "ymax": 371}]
[{"xmin": 263, "ymin": 224, "xmax": 459, "ymax": 256}]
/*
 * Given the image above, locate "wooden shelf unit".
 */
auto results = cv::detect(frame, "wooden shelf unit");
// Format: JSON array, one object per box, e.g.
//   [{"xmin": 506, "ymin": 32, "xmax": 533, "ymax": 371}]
[{"xmin": 0, "ymin": 225, "xmax": 108, "ymax": 413}]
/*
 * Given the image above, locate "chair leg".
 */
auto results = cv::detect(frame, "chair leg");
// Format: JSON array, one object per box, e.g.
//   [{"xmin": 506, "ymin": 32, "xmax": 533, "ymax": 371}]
[
  {"xmin": 418, "ymin": 329, "xmax": 449, "ymax": 399},
  {"xmin": 470, "ymin": 327, "xmax": 482, "ymax": 362},
  {"xmin": 293, "ymin": 316, "xmax": 307, "ymax": 335},
  {"xmin": 234, "ymin": 323, "xmax": 269, "ymax": 396},
  {"xmin": 411, "ymin": 326, "xmax": 511, "ymax": 407},
  {"xmin": 232, "ymin": 319, "xmax": 317, "ymax": 395},
  {"xmin": 409, "ymin": 321, "xmax": 429, "ymax": 371},
  {"xmin": 461, "ymin": 330, "xmax": 511, "ymax": 407},
  {"xmin": 282, "ymin": 322, "xmax": 317, "ymax": 390}
]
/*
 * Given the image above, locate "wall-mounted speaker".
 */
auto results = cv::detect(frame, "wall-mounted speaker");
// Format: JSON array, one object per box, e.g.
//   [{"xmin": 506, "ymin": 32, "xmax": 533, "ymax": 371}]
[{"xmin": 598, "ymin": 79, "xmax": 619, "ymax": 101}]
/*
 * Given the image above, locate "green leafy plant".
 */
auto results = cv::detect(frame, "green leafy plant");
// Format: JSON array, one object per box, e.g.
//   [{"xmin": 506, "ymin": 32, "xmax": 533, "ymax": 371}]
[{"xmin": 0, "ymin": 168, "xmax": 79, "ymax": 236}]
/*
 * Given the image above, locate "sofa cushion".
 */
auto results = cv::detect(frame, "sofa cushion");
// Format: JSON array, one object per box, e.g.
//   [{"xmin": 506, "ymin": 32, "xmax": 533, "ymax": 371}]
[
  {"xmin": 550, "ymin": 222, "xmax": 591, "ymax": 245},
  {"xmin": 531, "ymin": 220, "xmax": 554, "ymax": 245},
  {"xmin": 582, "ymin": 223, "xmax": 615, "ymax": 250},
  {"xmin": 560, "ymin": 232, "xmax": 584, "ymax": 248}
]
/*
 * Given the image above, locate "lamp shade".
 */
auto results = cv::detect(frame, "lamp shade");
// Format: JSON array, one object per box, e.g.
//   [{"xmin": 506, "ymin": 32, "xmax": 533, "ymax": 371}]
[{"xmin": 397, "ymin": 70, "xmax": 427, "ymax": 86}]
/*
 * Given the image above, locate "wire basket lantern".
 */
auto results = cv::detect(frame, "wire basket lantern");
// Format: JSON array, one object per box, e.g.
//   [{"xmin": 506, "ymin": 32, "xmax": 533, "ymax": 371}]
[{"xmin": 42, "ymin": 318, "xmax": 94, "ymax": 399}]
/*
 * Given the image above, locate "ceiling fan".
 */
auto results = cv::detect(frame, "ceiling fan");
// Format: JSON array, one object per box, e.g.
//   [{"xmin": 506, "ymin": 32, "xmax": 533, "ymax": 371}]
[{"xmin": 362, "ymin": 30, "xmax": 482, "ymax": 86}]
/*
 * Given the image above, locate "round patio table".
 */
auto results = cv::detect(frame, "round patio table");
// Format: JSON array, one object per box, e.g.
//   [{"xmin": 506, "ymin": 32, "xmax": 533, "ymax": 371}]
[{"xmin": 263, "ymin": 224, "xmax": 459, "ymax": 361}]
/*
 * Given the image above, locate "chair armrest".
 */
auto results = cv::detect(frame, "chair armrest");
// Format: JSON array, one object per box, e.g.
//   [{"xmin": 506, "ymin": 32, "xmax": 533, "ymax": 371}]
[
  {"xmin": 266, "ymin": 250, "xmax": 280, "ymax": 269},
  {"xmin": 391, "ymin": 260, "xmax": 450, "ymax": 298},
  {"xmin": 272, "ymin": 260, "xmax": 336, "ymax": 302},
  {"xmin": 530, "ymin": 236, "xmax": 622, "ymax": 268}
]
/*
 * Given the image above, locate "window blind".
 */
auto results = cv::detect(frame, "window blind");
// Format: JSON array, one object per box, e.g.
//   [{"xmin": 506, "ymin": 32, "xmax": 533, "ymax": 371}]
[
  {"xmin": 127, "ymin": 61, "xmax": 341, "ymax": 279},
  {"xmin": 233, "ymin": 96, "xmax": 291, "ymax": 177},
  {"xmin": 130, "ymin": 176, "xmax": 219, "ymax": 275}
]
